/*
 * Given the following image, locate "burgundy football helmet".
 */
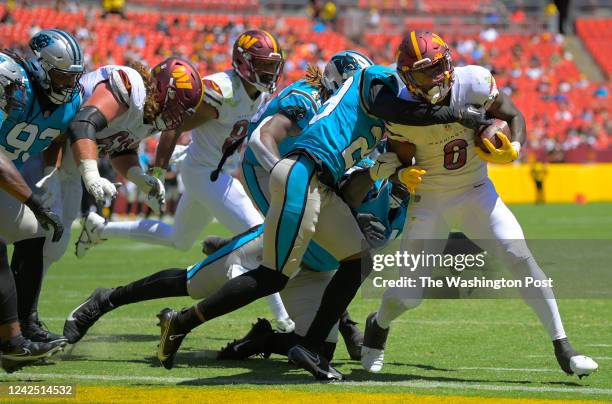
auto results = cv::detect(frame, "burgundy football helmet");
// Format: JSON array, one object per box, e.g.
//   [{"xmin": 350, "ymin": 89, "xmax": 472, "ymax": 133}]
[
  {"xmin": 232, "ymin": 30, "xmax": 284, "ymax": 93},
  {"xmin": 151, "ymin": 57, "xmax": 203, "ymax": 130},
  {"xmin": 396, "ymin": 31, "xmax": 454, "ymax": 104}
]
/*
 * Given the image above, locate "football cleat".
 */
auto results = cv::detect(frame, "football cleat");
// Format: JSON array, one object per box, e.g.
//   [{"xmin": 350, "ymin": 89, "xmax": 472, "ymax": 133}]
[
  {"xmin": 339, "ymin": 313, "xmax": 363, "ymax": 361},
  {"xmin": 554, "ymin": 338, "xmax": 599, "ymax": 378},
  {"xmin": 1, "ymin": 336, "xmax": 64, "ymax": 373},
  {"xmin": 21, "ymin": 312, "xmax": 67, "ymax": 346},
  {"xmin": 275, "ymin": 317, "xmax": 296, "ymax": 334},
  {"xmin": 288, "ymin": 345, "xmax": 343, "ymax": 381},
  {"xmin": 361, "ymin": 312, "xmax": 389, "ymax": 373},
  {"xmin": 63, "ymin": 288, "xmax": 114, "ymax": 344},
  {"xmin": 75, "ymin": 212, "xmax": 107, "ymax": 258},
  {"xmin": 217, "ymin": 318, "xmax": 273, "ymax": 360},
  {"xmin": 157, "ymin": 308, "xmax": 187, "ymax": 370}
]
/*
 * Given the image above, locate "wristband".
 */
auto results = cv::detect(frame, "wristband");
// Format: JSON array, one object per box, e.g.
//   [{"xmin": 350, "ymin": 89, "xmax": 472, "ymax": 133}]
[
  {"xmin": 79, "ymin": 159, "xmax": 101, "ymax": 187},
  {"xmin": 511, "ymin": 141, "xmax": 521, "ymax": 156},
  {"xmin": 24, "ymin": 193, "xmax": 43, "ymax": 212}
]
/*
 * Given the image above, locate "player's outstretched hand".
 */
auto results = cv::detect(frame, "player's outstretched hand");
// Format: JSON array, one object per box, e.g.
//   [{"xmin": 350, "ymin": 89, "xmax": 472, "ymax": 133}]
[
  {"xmin": 475, "ymin": 132, "xmax": 519, "ymax": 164},
  {"xmin": 25, "ymin": 193, "xmax": 64, "ymax": 242},
  {"xmin": 398, "ymin": 166, "xmax": 426, "ymax": 193},
  {"xmin": 357, "ymin": 213, "xmax": 387, "ymax": 248},
  {"xmin": 455, "ymin": 105, "xmax": 494, "ymax": 130},
  {"xmin": 86, "ymin": 177, "xmax": 118, "ymax": 202},
  {"xmin": 143, "ymin": 175, "xmax": 166, "ymax": 215}
]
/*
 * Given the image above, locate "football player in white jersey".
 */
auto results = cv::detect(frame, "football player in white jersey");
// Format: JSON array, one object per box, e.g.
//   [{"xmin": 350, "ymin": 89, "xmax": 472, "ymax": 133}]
[
  {"xmin": 74, "ymin": 30, "xmax": 295, "ymax": 332},
  {"xmin": 3, "ymin": 57, "xmax": 203, "ymax": 351},
  {"xmin": 360, "ymin": 31, "xmax": 598, "ymax": 379}
]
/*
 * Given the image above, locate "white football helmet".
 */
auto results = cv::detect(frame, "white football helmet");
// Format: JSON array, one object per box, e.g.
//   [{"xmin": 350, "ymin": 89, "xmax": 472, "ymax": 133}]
[
  {"xmin": 321, "ymin": 50, "xmax": 373, "ymax": 94},
  {"xmin": 27, "ymin": 29, "xmax": 84, "ymax": 104}
]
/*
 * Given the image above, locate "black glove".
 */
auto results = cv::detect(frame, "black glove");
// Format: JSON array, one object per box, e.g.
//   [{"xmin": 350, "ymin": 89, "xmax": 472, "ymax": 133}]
[
  {"xmin": 356, "ymin": 213, "xmax": 387, "ymax": 249},
  {"xmin": 454, "ymin": 105, "xmax": 494, "ymax": 130},
  {"xmin": 24, "ymin": 193, "xmax": 63, "ymax": 242}
]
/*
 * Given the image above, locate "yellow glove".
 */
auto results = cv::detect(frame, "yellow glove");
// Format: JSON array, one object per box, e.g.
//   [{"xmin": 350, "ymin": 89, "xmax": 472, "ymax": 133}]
[
  {"xmin": 475, "ymin": 132, "xmax": 520, "ymax": 164},
  {"xmin": 398, "ymin": 167, "xmax": 426, "ymax": 193}
]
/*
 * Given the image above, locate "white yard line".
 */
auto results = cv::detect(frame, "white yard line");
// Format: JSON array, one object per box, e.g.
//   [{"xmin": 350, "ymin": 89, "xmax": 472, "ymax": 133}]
[
  {"xmin": 4, "ymin": 372, "xmax": 611, "ymax": 395},
  {"xmin": 587, "ymin": 344, "xmax": 612, "ymax": 347},
  {"xmin": 528, "ymin": 354, "xmax": 612, "ymax": 360},
  {"xmin": 457, "ymin": 367, "xmax": 557, "ymax": 372}
]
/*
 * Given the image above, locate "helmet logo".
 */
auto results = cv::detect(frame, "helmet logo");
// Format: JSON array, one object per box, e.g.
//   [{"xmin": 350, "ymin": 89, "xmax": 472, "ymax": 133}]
[
  {"xmin": 171, "ymin": 66, "xmax": 193, "ymax": 89},
  {"xmin": 237, "ymin": 34, "xmax": 259, "ymax": 49},
  {"xmin": 30, "ymin": 33, "xmax": 53, "ymax": 51},
  {"xmin": 431, "ymin": 33, "xmax": 447, "ymax": 47}
]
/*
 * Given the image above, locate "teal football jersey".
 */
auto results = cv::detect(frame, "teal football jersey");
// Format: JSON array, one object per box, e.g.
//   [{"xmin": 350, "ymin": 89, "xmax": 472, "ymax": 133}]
[
  {"xmin": 0, "ymin": 55, "xmax": 81, "ymax": 168},
  {"xmin": 289, "ymin": 65, "xmax": 401, "ymax": 184},
  {"xmin": 243, "ymin": 79, "xmax": 321, "ymax": 167}
]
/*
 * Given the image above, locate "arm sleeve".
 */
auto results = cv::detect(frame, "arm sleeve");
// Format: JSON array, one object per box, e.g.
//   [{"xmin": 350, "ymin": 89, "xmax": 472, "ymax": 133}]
[{"xmin": 367, "ymin": 82, "xmax": 459, "ymax": 126}]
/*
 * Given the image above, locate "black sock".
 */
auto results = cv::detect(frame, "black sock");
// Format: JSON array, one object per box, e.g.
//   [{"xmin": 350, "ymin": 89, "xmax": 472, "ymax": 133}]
[
  {"xmin": 0, "ymin": 242, "xmax": 18, "ymax": 326},
  {"xmin": 109, "ymin": 268, "xmax": 188, "ymax": 307},
  {"xmin": 175, "ymin": 267, "xmax": 288, "ymax": 334},
  {"xmin": 10, "ymin": 237, "xmax": 45, "ymax": 320},
  {"xmin": 305, "ymin": 258, "xmax": 366, "ymax": 345}
]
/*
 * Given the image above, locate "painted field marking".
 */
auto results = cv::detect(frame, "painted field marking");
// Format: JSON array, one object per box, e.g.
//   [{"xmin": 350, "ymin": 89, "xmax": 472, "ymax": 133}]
[{"xmin": 5, "ymin": 372, "xmax": 612, "ymax": 396}]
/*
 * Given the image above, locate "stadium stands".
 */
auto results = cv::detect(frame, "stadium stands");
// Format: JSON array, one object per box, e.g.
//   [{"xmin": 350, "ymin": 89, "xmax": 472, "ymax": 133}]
[
  {"xmin": 0, "ymin": 3, "xmax": 609, "ymax": 162},
  {"xmin": 576, "ymin": 17, "xmax": 612, "ymax": 79}
]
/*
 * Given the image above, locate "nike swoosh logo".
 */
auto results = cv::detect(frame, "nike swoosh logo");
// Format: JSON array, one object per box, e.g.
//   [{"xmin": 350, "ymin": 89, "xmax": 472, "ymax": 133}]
[
  {"xmin": 66, "ymin": 299, "xmax": 92, "ymax": 322},
  {"xmin": 168, "ymin": 334, "xmax": 185, "ymax": 341},
  {"xmin": 232, "ymin": 340, "xmax": 250, "ymax": 352},
  {"xmin": 12, "ymin": 348, "xmax": 31, "ymax": 357},
  {"xmin": 301, "ymin": 348, "xmax": 321, "ymax": 366}
]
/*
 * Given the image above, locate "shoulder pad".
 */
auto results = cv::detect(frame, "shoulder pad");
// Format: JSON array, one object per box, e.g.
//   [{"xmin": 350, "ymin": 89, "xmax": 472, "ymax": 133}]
[
  {"xmin": 108, "ymin": 69, "xmax": 132, "ymax": 106},
  {"xmin": 202, "ymin": 78, "xmax": 224, "ymax": 108},
  {"xmin": 202, "ymin": 71, "xmax": 233, "ymax": 108},
  {"xmin": 459, "ymin": 65, "xmax": 499, "ymax": 108}
]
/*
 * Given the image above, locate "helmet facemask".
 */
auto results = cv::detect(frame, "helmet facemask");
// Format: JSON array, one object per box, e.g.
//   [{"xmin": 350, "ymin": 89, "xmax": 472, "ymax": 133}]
[
  {"xmin": 43, "ymin": 61, "xmax": 83, "ymax": 104},
  {"xmin": 237, "ymin": 51, "xmax": 284, "ymax": 94}
]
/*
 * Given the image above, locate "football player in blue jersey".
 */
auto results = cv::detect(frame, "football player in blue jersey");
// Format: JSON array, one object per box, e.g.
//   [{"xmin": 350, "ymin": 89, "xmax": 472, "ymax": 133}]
[
  {"xmin": 61, "ymin": 53, "xmax": 368, "ymax": 347},
  {"xmin": 0, "ymin": 29, "xmax": 84, "ymax": 372},
  {"xmin": 59, "ymin": 154, "xmax": 408, "ymax": 374},
  {"xmin": 153, "ymin": 49, "xmax": 493, "ymax": 370}
]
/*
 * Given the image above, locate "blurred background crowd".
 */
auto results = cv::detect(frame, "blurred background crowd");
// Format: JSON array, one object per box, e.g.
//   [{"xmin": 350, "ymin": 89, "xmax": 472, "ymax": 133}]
[{"xmin": 1, "ymin": 0, "xmax": 610, "ymax": 216}]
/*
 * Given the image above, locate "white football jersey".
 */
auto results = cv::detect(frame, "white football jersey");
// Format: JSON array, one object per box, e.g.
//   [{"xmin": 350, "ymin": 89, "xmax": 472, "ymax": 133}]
[
  {"xmin": 80, "ymin": 65, "xmax": 157, "ymax": 156},
  {"xmin": 186, "ymin": 69, "xmax": 268, "ymax": 172},
  {"xmin": 386, "ymin": 65, "xmax": 499, "ymax": 192}
]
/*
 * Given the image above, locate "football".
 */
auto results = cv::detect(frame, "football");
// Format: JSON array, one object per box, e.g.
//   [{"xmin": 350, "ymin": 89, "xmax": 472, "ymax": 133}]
[{"xmin": 475, "ymin": 118, "xmax": 510, "ymax": 153}]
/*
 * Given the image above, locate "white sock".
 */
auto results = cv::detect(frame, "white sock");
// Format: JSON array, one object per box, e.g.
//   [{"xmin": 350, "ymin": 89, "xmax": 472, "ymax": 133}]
[
  {"xmin": 101, "ymin": 220, "xmax": 176, "ymax": 248},
  {"xmin": 509, "ymin": 256, "xmax": 567, "ymax": 341},
  {"xmin": 266, "ymin": 293, "xmax": 290, "ymax": 321}
]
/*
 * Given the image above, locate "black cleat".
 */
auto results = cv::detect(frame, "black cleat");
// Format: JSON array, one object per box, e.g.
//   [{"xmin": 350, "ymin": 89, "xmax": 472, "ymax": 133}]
[
  {"xmin": 157, "ymin": 308, "xmax": 187, "ymax": 370},
  {"xmin": 288, "ymin": 345, "xmax": 343, "ymax": 381},
  {"xmin": 339, "ymin": 313, "xmax": 363, "ymax": 361},
  {"xmin": 21, "ymin": 312, "xmax": 67, "ymax": 345},
  {"xmin": 1, "ymin": 336, "xmax": 64, "ymax": 373},
  {"xmin": 553, "ymin": 338, "xmax": 598, "ymax": 378},
  {"xmin": 218, "ymin": 318, "xmax": 273, "ymax": 360},
  {"xmin": 63, "ymin": 288, "xmax": 114, "ymax": 344}
]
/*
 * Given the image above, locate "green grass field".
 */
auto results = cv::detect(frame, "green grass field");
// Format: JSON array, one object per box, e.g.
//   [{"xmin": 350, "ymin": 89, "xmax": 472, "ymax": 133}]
[{"xmin": 2, "ymin": 203, "xmax": 612, "ymax": 402}]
